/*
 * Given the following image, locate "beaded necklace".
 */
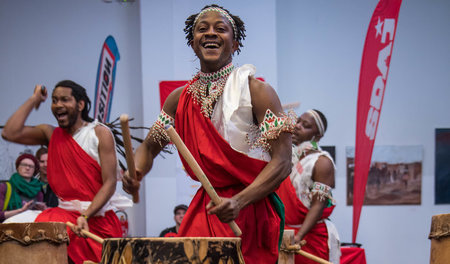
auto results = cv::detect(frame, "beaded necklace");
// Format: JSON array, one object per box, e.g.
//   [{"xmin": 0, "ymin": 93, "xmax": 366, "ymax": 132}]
[
  {"xmin": 294, "ymin": 141, "xmax": 319, "ymax": 160},
  {"xmin": 187, "ymin": 63, "xmax": 234, "ymax": 118}
]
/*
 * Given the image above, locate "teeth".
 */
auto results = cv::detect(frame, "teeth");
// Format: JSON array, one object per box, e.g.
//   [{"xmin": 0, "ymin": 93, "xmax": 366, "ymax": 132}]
[{"xmin": 203, "ymin": 43, "xmax": 219, "ymax": 48}]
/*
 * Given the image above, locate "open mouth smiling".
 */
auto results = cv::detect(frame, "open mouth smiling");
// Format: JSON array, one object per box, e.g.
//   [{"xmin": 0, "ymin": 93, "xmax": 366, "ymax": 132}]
[
  {"xmin": 55, "ymin": 112, "xmax": 68, "ymax": 120},
  {"xmin": 202, "ymin": 42, "xmax": 220, "ymax": 49}
]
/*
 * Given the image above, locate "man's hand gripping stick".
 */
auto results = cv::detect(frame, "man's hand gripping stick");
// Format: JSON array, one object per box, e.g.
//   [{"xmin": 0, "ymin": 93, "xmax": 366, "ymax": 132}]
[
  {"xmin": 120, "ymin": 114, "xmax": 140, "ymax": 203},
  {"xmin": 166, "ymin": 125, "xmax": 242, "ymax": 236}
]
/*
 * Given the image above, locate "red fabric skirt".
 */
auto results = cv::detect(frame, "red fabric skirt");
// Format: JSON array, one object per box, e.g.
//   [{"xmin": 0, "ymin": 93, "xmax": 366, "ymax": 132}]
[
  {"xmin": 36, "ymin": 208, "xmax": 121, "ymax": 264},
  {"xmin": 277, "ymin": 178, "xmax": 334, "ymax": 263},
  {"xmin": 178, "ymin": 186, "xmax": 280, "ymax": 264}
]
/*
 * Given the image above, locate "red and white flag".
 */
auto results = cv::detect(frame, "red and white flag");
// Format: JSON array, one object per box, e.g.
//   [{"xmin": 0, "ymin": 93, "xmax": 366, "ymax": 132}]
[{"xmin": 353, "ymin": 0, "xmax": 402, "ymax": 243}]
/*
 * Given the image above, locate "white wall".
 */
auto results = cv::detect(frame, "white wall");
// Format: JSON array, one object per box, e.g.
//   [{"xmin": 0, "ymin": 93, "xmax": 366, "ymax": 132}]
[
  {"xmin": 0, "ymin": 0, "xmax": 146, "ymax": 236},
  {"xmin": 277, "ymin": 1, "xmax": 450, "ymax": 263}
]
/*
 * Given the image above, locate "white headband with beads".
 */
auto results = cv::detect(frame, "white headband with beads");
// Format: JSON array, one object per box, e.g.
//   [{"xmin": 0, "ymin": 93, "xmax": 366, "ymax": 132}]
[
  {"xmin": 192, "ymin": 7, "xmax": 237, "ymax": 40},
  {"xmin": 307, "ymin": 110, "xmax": 325, "ymax": 137}
]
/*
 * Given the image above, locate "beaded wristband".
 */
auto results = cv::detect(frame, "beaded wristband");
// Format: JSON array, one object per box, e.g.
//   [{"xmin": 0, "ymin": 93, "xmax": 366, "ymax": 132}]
[
  {"xmin": 248, "ymin": 109, "xmax": 296, "ymax": 151},
  {"xmin": 80, "ymin": 214, "xmax": 89, "ymax": 220},
  {"xmin": 310, "ymin": 182, "xmax": 336, "ymax": 205},
  {"xmin": 149, "ymin": 109, "xmax": 175, "ymax": 147}
]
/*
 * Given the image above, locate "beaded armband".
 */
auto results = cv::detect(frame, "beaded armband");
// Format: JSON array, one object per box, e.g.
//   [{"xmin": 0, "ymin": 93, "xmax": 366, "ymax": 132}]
[
  {"xmin": 310, "ymin": 182, "xmax": 336, "ymax": 206},
  {"xmin": 248, "ymin": 109, "xmax": 296, "ymax": 151},
  {"xmin": 149, "ymin": 110, "xmax": 175, "ymax": 147}
]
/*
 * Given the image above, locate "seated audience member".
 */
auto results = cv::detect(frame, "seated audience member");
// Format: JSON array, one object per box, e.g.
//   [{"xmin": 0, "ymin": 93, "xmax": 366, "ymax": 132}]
[
  {"xmin": 159, "ymin": 204, "xmax": 188, "ymax": 237},
  {"xmin": 35, "ymin": 147, "xmax": 58, "ymax": 207},
  {"xmin": 0, "ymin": 153, "xmax": 46, "ymax": 223}
]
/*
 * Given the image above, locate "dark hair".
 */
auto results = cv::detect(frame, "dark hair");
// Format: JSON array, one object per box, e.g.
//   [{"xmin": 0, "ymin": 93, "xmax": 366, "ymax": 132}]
[
  {"xmin": 54, "ymin": 80, "xmax": 93, "ymax": 122},
  {"xmin": 184, "ymin": 4, "xmax": 246, "ymax": 54},
  {"xmin": 173, "ymin": 204, "xmax": 188, "ymax": 214},
  {"xmin": 35, "ymin": 147, "xmax": 48, "ymax": 161},
  {"xmin": 312, "ymin": 109, "xmax": 328, "ymax": 133}
]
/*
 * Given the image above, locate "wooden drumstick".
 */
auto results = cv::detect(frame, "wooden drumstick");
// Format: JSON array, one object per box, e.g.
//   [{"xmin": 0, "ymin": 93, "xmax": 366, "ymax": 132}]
[
  {"xmin": 281, "ymin": 101, "xmax": 300, "ymax": 111},
  {"xmin": 66, "ymin": 222, "xmax": 104, "ymax": 244},
  {"xmin": 285, "ymin": 244, "xmax": 332, "ymax": 264},
  {"xmin": 120, "ymin": 114, "xmax": 140, "ymax": 203},
  {"xmin": 35, "ymin": 85, "xmax": 47, "ymax": 110},
  {"xmin": 166, "ymin": 126, "xmax": 242, "ymax": 237}
]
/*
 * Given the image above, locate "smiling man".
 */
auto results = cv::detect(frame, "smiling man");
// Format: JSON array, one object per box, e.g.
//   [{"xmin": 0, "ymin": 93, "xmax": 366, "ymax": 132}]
[
  {"xmin": 122, "ymin": 5, "xmax": 294, "ymax": 263},
  {"xmin": 2, "ymin": 80, "xmax": 122, "ymax": 264}
]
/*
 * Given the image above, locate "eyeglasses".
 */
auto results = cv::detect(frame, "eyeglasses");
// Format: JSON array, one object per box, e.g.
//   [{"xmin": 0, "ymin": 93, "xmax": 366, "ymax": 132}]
[{"xmin": 19, "ymin": 163, "xmax": 35, "ymax": 169}]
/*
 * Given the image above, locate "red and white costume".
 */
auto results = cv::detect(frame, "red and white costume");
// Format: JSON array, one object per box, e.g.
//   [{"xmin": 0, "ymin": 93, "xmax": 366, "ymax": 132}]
[
  {"xmin": 277, "ymin": 143, "xmax": 340, "ymax": 264},
  {"xmin": 35, "ymin": 121, "xmax": 127, "ymax": 264},
  {"xmin": 175, "ymin": 64, "xmax": 282, "ymax": 264}
]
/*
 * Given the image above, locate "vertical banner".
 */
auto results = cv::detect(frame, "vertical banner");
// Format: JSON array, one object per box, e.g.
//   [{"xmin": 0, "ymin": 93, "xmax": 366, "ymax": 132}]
[
  {"xmin": 94, "ymin": 35, "xmax": 120, "ymax": 123},
  {"xmin": 353, "ymin": 0, "xmax": 401, "ymax": 243}
]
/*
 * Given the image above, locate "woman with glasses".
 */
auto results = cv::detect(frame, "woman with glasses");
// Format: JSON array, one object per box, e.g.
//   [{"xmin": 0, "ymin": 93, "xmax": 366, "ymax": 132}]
[{"xmin": 0, "ymin": 153, "xmax": 46, "ymax": 223}]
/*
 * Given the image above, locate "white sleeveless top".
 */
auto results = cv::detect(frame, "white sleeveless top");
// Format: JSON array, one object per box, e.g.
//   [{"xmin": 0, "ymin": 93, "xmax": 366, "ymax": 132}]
[
  {"xmin": 211, "ymin": 64, "xmax": 271, "ymax": 162},
  {"xmin": 58, "ymin": 120, "xmax": 132, "ymax": 216},
  {"xmin": 290, "ymin": 143, "xmax": 341, "ymax": 263},
  {"xmin": 72, "ymin": 120, "xmax": 104, "ymax": 164},
  {"xmin": 290, "ymin": 145, "xmax": 335, "ymax": 208}
]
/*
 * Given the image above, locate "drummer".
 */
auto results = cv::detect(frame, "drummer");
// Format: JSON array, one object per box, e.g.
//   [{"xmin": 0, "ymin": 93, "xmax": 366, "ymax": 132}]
[
  {"xmin": 123, "ymin": 4, "xmax": 294, "ymax": 264},
  {"xmin": 2, "ymin": 80, "xmax": 126, "ymax": 264}
]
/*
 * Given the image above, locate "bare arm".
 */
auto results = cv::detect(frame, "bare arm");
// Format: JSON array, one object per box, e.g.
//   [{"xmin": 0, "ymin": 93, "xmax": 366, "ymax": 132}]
[
  {"xmin": 3, "ymin": 201, "xmax": 34, "ymax": 221},
  {"xmin": 295, "ymin": 155, "xmax": 335, "ymax": 242},
  {"xmin": 2, "ymin": 85, "xmax": 53, "ymax": 145},
  {"xmin": 208, "ymin": 76, "xmax": 292, "ymax": 222},
  {"xmin": 122, "ymin": 86, "xmax": 184, "ymax": 194},
  {"xmin": 74, "ymin": 124, "xmax": 118, "ymax": 235}
]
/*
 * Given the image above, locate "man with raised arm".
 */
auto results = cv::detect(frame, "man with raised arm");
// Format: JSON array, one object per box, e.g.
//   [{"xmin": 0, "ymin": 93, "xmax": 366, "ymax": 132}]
[
  {"xmin": 122, "ymin": 5, "xmax": 295, "ymax": 264},
  {"xmin": 2, "ymin": 80, "xmax": 122, "ymax": 264}
]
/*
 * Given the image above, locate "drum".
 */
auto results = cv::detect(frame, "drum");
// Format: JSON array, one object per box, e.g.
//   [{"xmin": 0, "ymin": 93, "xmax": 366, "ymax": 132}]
[
  {"xmin": 100, "ymin": 237, "xmax": 244, "ymax": 264},
  {"xmin": 0, "ymin": 222, "xmax": 69, "ymax": 264},
  {"xmin": 429, "ymin": 213, "xmax": 450, "ymax": 264},
  {"xmin": 278, "ymin": 229, "xmax": 295, "ymax": 264}
]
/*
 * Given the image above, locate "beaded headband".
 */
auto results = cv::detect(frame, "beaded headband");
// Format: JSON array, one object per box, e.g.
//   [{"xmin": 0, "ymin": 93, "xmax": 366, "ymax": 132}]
[
  {"xmin": 307, "ymin": 110, "xmax": 325, "ymax": 137},
  {"xmin": 192, "ymin": 7, "xmax": 237, "ymax": 40}
]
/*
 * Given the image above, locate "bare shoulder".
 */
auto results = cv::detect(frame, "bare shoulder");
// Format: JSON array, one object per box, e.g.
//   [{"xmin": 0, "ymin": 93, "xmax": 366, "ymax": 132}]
[
  {"xmin": 94, "ymin": 123, "xmax": 114, "ymax": 144},
  {"xmin": 163, "ymin": 86, "xmax": 185, "ymax": 118},
  {"xmin": 248, "ymin": 76, "xmax": 283, "ymax": 123},
  {"xmin": 313, "ymin": 155, "xmax": 335, "ymax": 187},
  {"xmin": 248, "ymin": 76, "xmax": 277, "ymax": 100}
]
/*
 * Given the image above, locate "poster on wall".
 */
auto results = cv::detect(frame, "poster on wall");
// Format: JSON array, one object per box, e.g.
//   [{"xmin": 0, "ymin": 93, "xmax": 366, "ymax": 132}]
[
  {"xmin": 435, "ymin": 128, "xmax": 450, "ymax": 204},
  {"xmin": 346, "ymin": 145, "xmax": 422, "ymax": 205},
  {"xmin": 321, "ymin": 146, "xmax": 336, "ymax": 164}
]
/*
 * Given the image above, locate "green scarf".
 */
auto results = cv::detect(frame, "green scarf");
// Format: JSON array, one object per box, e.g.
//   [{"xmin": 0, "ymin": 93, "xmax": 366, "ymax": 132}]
[{"xmin": 7, "ymin": 172, "xmax": 43, "ymax": 210}]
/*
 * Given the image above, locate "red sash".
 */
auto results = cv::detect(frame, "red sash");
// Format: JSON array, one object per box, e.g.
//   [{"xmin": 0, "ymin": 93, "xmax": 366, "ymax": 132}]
[
  {"xmin": 35, "ymin": 127, "xmax": 121, "ymax": 264},
  {"xmin": 175, "ymin": 86, "xmax": 281, "ymax": 264},
  {"xmin": 277, "ymin": 177, "xmax": 335, "ymax": 263}
]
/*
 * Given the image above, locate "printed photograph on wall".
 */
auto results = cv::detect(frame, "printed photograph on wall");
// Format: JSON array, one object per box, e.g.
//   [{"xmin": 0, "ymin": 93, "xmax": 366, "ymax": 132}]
[
  {"xmin": 435, "ymin": 128, "xmax": 450, "ymax": 204},
  {"xmin": 346, "ymin": 145, "xmax": 423, "ymax": 205},
  {"xmin": 321, "ymin": 145, "xmax": 336, "ymax": 164}
]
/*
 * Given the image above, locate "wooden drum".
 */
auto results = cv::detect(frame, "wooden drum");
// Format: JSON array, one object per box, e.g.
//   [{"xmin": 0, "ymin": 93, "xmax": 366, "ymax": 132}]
[
  {"xmin": 429, "ymin": 214, "xmax": 450, "ymax": 264},
  {"xmin": 0, "ymin": 222, "xmax": 69, "ymax": 264},
  {"xmin": 99, "ymin": 237, "xmax": 245, "ymax": 264}
]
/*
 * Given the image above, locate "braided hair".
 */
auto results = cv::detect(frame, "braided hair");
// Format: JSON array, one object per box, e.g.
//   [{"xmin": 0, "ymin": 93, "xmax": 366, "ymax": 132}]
[
  {"xmin": 54, "ymin": 80, "xmax": 94, "ymax": 122},
  {"xmin": 184, "ymin": 4, "xmax": 246, "ymax": 54}
]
